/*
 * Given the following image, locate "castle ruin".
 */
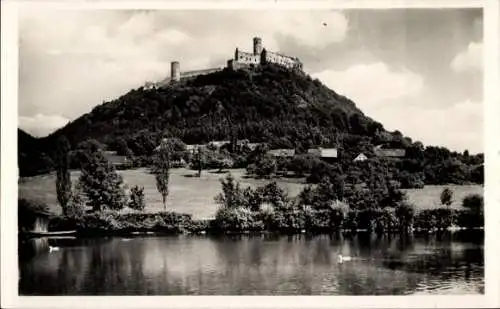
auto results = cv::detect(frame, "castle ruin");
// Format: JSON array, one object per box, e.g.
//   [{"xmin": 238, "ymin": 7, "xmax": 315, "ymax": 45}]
[
  {"xmin": 144, "ymin": 37, "xmax": 303, "ymax": 89},
  {"xmin": 228, "ymin": 37, "xmax": 303, "ymax": 71}
]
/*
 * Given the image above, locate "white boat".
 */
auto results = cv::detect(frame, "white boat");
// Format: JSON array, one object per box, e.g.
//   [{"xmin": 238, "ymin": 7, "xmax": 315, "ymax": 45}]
[{"xmin": 337, "ymin": 254, "xmax": 352, "ymax": 263}]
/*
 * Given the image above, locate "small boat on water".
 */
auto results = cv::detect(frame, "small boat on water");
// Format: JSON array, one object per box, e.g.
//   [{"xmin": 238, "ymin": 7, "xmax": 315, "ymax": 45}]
[
  {"xmin": 337, "ymin": 254, "xmax": 353, "ymax": 263},
  {"xmin": 25, "ymin": 230, "xmax": 77, "ymax": 238},
  {"xmin": 48, "ymin": 246, "xmax": 60, "ymax": 253}
]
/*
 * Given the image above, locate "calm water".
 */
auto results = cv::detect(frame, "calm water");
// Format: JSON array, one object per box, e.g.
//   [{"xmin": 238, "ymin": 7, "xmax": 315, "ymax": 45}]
[{"xmin": 19, "ymin": 232, "xmax": 484, "ymax": 295}]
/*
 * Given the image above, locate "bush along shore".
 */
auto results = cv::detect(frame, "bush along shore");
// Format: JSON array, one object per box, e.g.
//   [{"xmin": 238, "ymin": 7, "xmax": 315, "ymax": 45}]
[{"xmin": 23, "ymin": 173, "xmax": 483, "ymax": 237}]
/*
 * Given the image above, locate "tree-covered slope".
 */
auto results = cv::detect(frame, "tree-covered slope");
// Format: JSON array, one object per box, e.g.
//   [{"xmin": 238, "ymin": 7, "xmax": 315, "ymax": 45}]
[{"xmin": 40, "ymin": 64, "xmax": 389, "ymax": 151}]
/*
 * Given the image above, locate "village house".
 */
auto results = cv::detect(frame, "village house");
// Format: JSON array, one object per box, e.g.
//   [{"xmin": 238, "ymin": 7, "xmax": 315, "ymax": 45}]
[
  {"xmin": 353, "ymin": 153, "xmax": 368, "ymax": 162},
  {"xmin": 235, "ymin": 140, "xmax": 262, "ymax": 151},
  {"xmin": 103, "ymin": 151, "xmax": 129, "ymax": 168},
  {"xmin": 209, "ymin": 140, "xmax": 231, "ymax": 149},
  {"xmin": 246, "ymin": 143, "xmax": 261, "ymax": 151},
  {"xmin": 185, "ymin": 144, "xmax": 206, "ymax": 154},
  {"xmin": 307, "ymin": 147, "xmax": 338, "ymax": 162},
  {"xmin": 268, "ymin": 149, "xmax": 296, "ymax": 158}
]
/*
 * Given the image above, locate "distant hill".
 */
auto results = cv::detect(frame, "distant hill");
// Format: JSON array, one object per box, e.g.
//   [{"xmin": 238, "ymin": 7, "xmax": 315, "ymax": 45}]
[
  {"xmin": 18, "ymin": 64, "xmax": 482, "ymax": 183},
  {"xmin": 18, "ymin": 129, "xmax": 53, "ymax": 176}
]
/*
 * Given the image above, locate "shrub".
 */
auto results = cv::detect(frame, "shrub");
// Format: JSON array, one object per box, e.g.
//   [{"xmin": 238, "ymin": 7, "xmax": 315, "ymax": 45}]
[
  {"xmin": 257, "ymin": 181, "xmax": 289, "ymax": 211},
  {"xmin": 269, "ymin": 209, "xmax": 306, "ymax": 231},
  {"xmin": 213, "ymin": 207, "xmax": 263, "ymax": 231},
  {"xmin": 329, "ymin": 201, "xmax": 349, "ymax": 229},
  {"xmin": 344, "ymin": 210, "xmax": 359, "ymax": 232},
  {"xmin": 214, "ymin": 173, "xmax": 247, "ymax": 209},
  {"xmin": 303, "ymin": 207, "xmax": 330, "ymax": 230},
  {"xmin": 395, "ymin": 202, "xmax": 415, "ymax": 232},
  {"xmin": 462, "ymin": 194, "xmax": 483, "ymax": 213},
  {"xmin": 456, "ymin": 194, "xmax": 484, "ymax": 228},
  {"xmin": 253, "ymin": 154, "xmax": 278, "ymax": 178},
  {"xmin": 128, "ymin": 185, "xmax": 146, "ymax": 211},
  {"xmin": 73, "ymin": 211, "xmax": 194, "ymax": 234},
  {"xmin": 373, "ymin": 207, "xmax": 398, "ymax": 233},
  {"xmin": 185, "ymin": 219, "xmax": 211, "ymax": 233},
  {"xmin": 414, "ymin": 208, "xmax": 455, "ymax": 231},
  {"xmin": 440, "ymin": 188, "xmax": 453, "ymax": 206},
  {"xmin": 357, "ymin": 208, "xmax": 377, "ymax": 231}
]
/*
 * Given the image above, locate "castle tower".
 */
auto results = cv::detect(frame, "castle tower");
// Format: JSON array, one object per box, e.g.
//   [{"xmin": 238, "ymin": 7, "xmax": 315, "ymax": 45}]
[
  {"xmin": 171, "ymin": 61, "xmax": 180, "ymax": 82},
  {"xmin": 253, "ymin": 37, "xmax": 263, "ymax": 55}
]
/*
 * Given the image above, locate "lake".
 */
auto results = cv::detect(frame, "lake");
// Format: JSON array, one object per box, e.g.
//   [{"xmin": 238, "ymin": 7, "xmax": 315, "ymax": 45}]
[{"xmin": 19, "ymin": 232, "xmax": 484, "ymax": 295}]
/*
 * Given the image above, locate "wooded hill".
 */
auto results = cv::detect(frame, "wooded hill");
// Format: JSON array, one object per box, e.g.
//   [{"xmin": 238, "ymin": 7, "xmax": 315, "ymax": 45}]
[{"xmin": 18, "ymin": 64, "xmax": 483, "ymax": 185}]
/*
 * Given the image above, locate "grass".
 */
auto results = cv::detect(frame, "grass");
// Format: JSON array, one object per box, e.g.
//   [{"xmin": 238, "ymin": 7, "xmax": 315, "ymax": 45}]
[
  {"xmin": 402, "ymin": 185, "xmax": 483, "ymax": 212},
  {"xmin": 18, "ymin": 168, "xmax": 483, "ymax": 219}
]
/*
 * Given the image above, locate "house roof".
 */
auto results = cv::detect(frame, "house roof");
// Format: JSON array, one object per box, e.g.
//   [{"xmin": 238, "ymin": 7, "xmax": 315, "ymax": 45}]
[
  {"xmin": 353, "ymin": 153, "xmax": 368, "ymax": 161},
  {"xmin": 186, "ymin": 144, "xmax": 205, "ymax": 150},
  {"xmin": 246, "ymin": 143, "xmax": 261, "ymax": 150},
  {"xmin": 268, "ymin": 149, "xmax": 295, "ymax": 157},
  {"xmin": 104, "ymin": 154, "xmax": 128, "ymax": 165},
  {"xmin": 307, "ymin": 148, "xmax": 338, "ymax": 158},
  {"xmin": 209, "ymin": 141, "xmax": 230, "ymax": 147}
]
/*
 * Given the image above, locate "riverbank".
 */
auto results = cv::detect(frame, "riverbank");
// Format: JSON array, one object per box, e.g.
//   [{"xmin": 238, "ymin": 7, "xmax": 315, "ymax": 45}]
[{"xmin": 41, "ymin": 207, "xmax": 483, "ymax": 238}]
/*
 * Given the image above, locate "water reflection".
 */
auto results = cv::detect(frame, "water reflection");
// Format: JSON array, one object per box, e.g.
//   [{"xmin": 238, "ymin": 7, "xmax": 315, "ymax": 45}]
[{"xmin": 19, "ymin": 232, "xmax": 483, "ymax": 295}]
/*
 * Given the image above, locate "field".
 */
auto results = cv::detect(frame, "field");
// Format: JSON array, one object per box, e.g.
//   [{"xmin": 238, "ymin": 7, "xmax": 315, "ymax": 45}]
[{"xmin": 18, "ymin": 168, "xmax": 483, "ymax": 219}]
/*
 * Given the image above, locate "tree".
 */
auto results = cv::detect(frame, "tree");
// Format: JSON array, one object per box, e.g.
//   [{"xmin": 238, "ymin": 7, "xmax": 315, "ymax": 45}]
[
  {"xmin": 129, "ymin": 185, "xmax": 146, "ymax": 211},
  {"xmin": 462, "ymin": 194, "xmax": 483, "ymax": 214},
  {"xmin": 440, "ymin": 188, "xmax": 453, "ymax": 207},
  {"xmin": 395, "ymin": 202, "xmax": 415, "ymax": 232},
  {"xmin": 78, "ymin": 141, "xmax": 127, "ymax": 212},
  {"xmin": 214, "ymin": 173, "xmax": 245, "ymax": 209},
  {"xmin": 192, "ymin": 147, "xmax": 206, "ymax": 177},
  {"xmin": 66, "ymin": 180, "xmax": 86, "ymax": 218},
  {"xmin": 252, "ymin": 154, "xmax": 277, "ymax": 178},
  {"xmin": 458, "ymin": 194, "xmax": 484, "ymax": 228},
  {"xmin": 115, "ymin": 137, "xmax": 134, "ymax": 158},
  {"xmin": 55, "ymin": 136, "xmax": 72, "ymax": 215},
  {"xmin": 214, "ymin": 154, "xmax": 233, "ymax": 173},
  {"xmin": 153, "ymin": 140, "xmax": 172, "ymax": 210}
]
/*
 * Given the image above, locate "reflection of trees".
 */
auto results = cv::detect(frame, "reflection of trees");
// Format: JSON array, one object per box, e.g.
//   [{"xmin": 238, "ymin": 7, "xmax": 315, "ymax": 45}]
[
  {"xmin": 376, "ymin": 232, "xmax": 483, "ymax": 294},
  {"xmin": 19, "ymin": 233, "xmax": 484, "ymax": 295}
]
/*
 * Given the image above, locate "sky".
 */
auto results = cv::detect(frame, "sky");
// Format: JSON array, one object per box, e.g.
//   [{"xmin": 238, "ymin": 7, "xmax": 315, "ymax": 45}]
[{"xmin": 18, "ymin": 8, "xmax": 483, "ymax": 153}]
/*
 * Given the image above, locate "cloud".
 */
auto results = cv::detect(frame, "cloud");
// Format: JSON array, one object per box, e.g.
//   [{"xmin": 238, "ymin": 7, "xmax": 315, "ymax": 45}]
[
  {"xmin": 451, "ymin": 42, "xmax": 483, "ymax": 73},
  {"xmin": 18, "ymin": 114, "xmax": 70, "ymax": 137},
  {"xmin": 312, "ymin": 62, "xmax": 424, "ymax": 109},
  {"xmin": 312, "ymin": 63, "xmax": 481, "ymax": 153},
  {"xmin": 373, "ymin": 100, "xmax": 483, "ymax": 154}
]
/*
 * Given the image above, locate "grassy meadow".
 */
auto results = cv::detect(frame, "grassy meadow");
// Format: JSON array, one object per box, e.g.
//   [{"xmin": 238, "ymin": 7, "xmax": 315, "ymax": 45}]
[{"xmin": 18, "ymin": 168, "xmax": 483, "ymax": 220}]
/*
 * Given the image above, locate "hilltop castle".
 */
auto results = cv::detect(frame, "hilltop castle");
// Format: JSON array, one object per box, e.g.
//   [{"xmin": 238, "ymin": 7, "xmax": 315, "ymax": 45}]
[
  {"xmin": 227, "ymin": 37, "xmax": 303, "ymax": 72},
  {"xmin": 145, "ymin": 37, "xmax": 303, "ymax": 89}
]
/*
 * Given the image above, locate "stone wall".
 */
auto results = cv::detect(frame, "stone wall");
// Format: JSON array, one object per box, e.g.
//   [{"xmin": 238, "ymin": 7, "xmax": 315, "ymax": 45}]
[
  {"xmin": 235, "ymin": 50, "xmax": 261, "ymax": 65},
  {"xmin": 263, "ymin": 50, "xmax": 303, "ymax": 70}
]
